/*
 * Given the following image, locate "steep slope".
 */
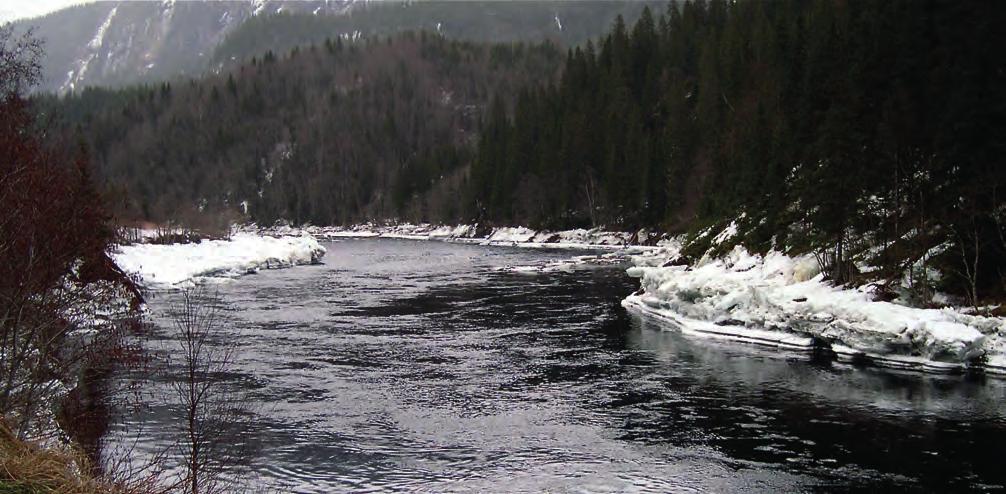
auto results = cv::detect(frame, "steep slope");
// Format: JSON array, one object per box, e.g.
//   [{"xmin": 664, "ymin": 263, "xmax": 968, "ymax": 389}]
[
  {"xmin": 14, "ymin": 1, "xmax": 358, "ymax": 94},
  {"xmin": 15, "ymin": 0, "xmax": 658, "ymax": 94},
  {"xmin": 211, "ymin": 1, "xmax": 661, "ymax": 68},
  {"xmin": 41, "ymin": 33, "xmax": 562, "ymax": 225}
]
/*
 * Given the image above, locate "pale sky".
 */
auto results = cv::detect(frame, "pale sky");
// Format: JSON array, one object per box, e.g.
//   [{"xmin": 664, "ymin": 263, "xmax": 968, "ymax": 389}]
[{"xmin": 0, "ymin": 0, "xmax": 96, "ymax": 23}]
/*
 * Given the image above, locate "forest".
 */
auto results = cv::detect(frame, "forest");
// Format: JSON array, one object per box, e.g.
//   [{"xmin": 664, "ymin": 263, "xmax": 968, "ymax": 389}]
[
  {"xmin": 44, "ymin": 0, "xmax": 1006, "ymax": 303},
  {"xmin": 42, "ymin": 33, "xmax": 562, "ymax": 226},
  {"xmin": 211, "ymin": 1, "xmax": 661, "ymax": 69},
  {"xmin": 467, "ymin": 0, "xmax": 1006, "ymax": 299},
  {"xmin": 6, "ymin": 2, "xmax": 1006, "ymax": 492}
]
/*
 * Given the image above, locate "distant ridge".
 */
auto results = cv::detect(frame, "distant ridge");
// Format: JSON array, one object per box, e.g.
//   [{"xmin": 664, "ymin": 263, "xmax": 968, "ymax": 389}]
[{"xmin": 13, "ymin": 0, "xmax": 659, "ymax": 94}]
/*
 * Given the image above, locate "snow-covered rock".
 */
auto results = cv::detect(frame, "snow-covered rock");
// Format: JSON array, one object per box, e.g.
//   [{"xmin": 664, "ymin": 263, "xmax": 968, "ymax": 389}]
[
  {"xmin": 624, "ymin": 244, "xmax": 1006, "ymax": 374},
  {"xmin": 112, "ymin": 232, "xmax": 325, "ymax": 288}
]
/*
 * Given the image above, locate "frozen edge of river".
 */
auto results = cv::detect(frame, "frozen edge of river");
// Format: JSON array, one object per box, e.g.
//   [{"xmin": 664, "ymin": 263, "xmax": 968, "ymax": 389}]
[
  {"xmin": 253, "ymin": 223, "xmax": 673, "ymax": 251},
  {"xmin": 120, "ymin": 223, "xmax": 1006, "ymax": 376},
  {"xmin": 112, "ymin": 232, "xmax": 326, "ymax": 289},
  {"xmin": 625, "ymin": 245, "xmax": 1006, "ymax": 377}
]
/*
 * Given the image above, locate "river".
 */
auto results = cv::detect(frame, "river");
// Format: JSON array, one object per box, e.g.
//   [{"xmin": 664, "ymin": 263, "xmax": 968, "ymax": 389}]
[{"xmin": 107, "ymin": 239, "xmax": 1006, "ymax": 492}]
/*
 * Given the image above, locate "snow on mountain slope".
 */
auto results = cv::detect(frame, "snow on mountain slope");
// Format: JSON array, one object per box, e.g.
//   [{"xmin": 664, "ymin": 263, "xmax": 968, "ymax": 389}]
[
  {"xmin": 16, "ymin": 1, "xmax": 659, "ymax": 94},
  {"xmin": 15, "ymin": 1, "xmax": 358, "ymax": 94}
]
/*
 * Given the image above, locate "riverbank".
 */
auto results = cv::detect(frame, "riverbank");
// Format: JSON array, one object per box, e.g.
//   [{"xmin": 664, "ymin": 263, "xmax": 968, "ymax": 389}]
[
  {"xmin": 115, "ymin": 223, "xmax": 1006, "ymax": 376},
  {"xmin": 255, "ymin": 223, "xmax": 672, "ymax": 250},
  {"xmin": 623, "ymin": 244, "xmax": 1006, "ymax": 376}
]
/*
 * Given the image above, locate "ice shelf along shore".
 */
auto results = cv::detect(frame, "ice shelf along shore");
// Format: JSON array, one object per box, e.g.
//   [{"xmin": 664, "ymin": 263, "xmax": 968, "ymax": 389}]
[
  {"xmin": 259, "ymin": 222, "xmax": 671, "ymax": 250},
  {"xmin": 112, "ymin": 232, "xmax": 325, "ymax": 288},
  {"xmin": 623, "ymin": 244, "xmax": 1006, "ymax": 376}
]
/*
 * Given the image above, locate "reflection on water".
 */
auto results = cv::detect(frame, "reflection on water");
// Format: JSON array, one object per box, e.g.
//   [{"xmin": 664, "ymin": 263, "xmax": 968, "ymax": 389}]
[{"xmin": 109, "ymin": 239, "xmax": 1006, "ymax": 493}]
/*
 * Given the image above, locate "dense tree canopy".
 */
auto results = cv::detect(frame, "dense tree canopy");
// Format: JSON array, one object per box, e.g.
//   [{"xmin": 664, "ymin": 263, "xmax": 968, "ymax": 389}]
[
  {"xmin": 42, "ymin": 33, "xmax": 562, "ymax": 225},
  {"xmin": 43, "ymin": 0, "xmax": 1006, "ymax": 299},
  {"xmin": 469, "ymin": 0, "xmax": 1006, "ymax": 296}
]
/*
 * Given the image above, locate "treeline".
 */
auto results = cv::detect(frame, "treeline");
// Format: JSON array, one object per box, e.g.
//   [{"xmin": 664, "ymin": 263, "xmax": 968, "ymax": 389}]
[
  {"xmin": 211, "ymin": 1, "xmax": 661, "ymax": 69},
  {"xmin": 42, "ymin": 0, "xmax": 1006, "ymax": 301},
  {"xmin": 470, "ymin": 0, "xmax": 1005, "ymax": 299},
  {"xmin": 0, "ymin": 25, "xmax": 139, "ymax": 453},
  {"xmin": 41, "ymin": 33, "xmax": 562, "ymax": 225}
]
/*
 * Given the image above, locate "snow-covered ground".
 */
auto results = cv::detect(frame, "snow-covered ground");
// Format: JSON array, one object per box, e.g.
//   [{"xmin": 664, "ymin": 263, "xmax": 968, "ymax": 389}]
[
  {"xmin": 112, "ymin": 232, "xmax": 325, "ymax": 288},
  {"xmin": 258, "ymin": 222, "xmax": 669, "ymax": 250},
  {"xmin": 623, "ymin": 243, "xmax": 1006, "ymax": 376}
]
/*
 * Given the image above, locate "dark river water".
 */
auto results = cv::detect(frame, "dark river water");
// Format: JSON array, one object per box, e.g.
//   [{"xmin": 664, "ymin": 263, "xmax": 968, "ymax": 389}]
[{"xmin": 110, "ymin": 239, "xmax": 1006, "ymax": 493}]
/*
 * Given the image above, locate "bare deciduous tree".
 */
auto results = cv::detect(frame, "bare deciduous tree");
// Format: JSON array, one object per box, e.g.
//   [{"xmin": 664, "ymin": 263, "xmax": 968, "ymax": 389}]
[
  {"xmin": 168, "ymin": 289, "xmax": 253, "ymax": 494},
  {"xmin": 0, "ymin": 25, "xmax": 142, "ymax": 443}
]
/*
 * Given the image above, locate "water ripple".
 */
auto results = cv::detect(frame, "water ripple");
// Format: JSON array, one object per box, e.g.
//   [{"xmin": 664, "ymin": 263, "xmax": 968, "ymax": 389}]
[{"xmin": 106, "ymin": 239, "xmax": 1006, "ymax": 492}]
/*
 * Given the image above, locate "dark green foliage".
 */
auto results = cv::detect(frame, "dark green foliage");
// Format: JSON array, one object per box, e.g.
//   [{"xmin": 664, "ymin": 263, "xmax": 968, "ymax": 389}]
[
  {"xmin": 211, "ymin": 1, "xmax": 663, "ymax": 69},
  {"xmin": 472, "ymin": 0, "xmax": 1006, "ymax": 296},
  {"xmin": 40, "ymin": 0, "xmax": 1006, "ymax": 301},
  {"xmin": 39, "ymin": 33, "xmax": 561, "ymax": 226}
]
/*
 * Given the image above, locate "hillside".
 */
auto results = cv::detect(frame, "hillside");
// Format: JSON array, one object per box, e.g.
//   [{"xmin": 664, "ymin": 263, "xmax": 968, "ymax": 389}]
[
  {"xmin": 13, "ymin": 1, "xmax": 358, "ymax": 94},
  {"xmin": 14, "ymin": 0, "xmax": 657, "ymax": 94},
  {"xmin": 41, "ymin": 33, "xmax": 562, "ymax": 224},
  {"xmin": 211, "ymin": 1, "xmax": 660, "ymax": 68},
  {"xmin": 467, "ymin": 0, "xmax": 1006, "ymax": 304},
  {"xmin": 41, "ymin": 0, "xmax": 1006, "ymax": 306}
]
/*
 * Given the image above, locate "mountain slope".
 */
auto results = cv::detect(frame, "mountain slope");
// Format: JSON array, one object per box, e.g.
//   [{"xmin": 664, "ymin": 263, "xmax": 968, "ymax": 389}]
[
  {"xmin": 15, "ymin": 0, "xmax": 658, "ymax": 94},
  {"xmin": 211, "ymin": 1, "xmax": 661, "ymax": 68},
  {"xmin": 14, "ymin": 1, "xmax": 357, "ymax": 94},
  {"xmin": 41, "ymin": 33, "xmax": 562, "ymax": 224}
]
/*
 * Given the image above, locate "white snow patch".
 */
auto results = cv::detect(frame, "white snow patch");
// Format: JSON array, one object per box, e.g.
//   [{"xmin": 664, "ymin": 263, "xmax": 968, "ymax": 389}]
[
  {"xmin": 112, "ymin": 233, "xmax": 325, "ymax": 288},
  {"xmin": 712, "ymin": 220, "xmax": 738, "ymax": 245},
  {"xmin": 60, "ymin": 6, "xmax": 118, "ymax": 94},
  {"xmin": 252, "ymin": 0, "xmax": 267, "ymax": 16},
  {"xmin": 88, "ymin": 6, "xmax": 118, "ymax": 49},
  {"xmin": 495, "ymin": 253, "xmax": 626, "ymax": 274}
]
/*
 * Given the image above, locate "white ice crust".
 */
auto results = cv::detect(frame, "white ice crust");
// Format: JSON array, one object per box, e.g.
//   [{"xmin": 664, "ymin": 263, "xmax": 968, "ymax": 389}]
[
  {"xmin": 112, "ymin": 232, "xmax": 325, "ymax": 288},
  {"xmin": 624, "ymin": 244, "xmax": 1006, "ymax": 375},
  {"xmin": 264, "ymin": 222, "xmax": 670, "ymax": 250}
]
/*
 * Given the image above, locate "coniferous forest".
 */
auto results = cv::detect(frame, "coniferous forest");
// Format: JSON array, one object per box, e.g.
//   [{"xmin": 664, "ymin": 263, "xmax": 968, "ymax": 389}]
[
  {"xmin": 45, "ymin": 0, "xmax": 1006, "ymax": 299},
  {"xmin": 6, "ymin": 1, "xmax": 1006, "ymax": 491}
]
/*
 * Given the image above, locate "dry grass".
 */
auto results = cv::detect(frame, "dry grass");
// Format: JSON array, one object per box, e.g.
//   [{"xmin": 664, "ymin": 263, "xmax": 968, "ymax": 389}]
[{"xmin": 0, "ymin": 420, "xmax": 120, "ymax": 494}]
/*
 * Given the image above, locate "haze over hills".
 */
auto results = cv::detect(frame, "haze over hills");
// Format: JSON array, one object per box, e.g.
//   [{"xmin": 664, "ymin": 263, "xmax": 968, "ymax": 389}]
[
  {"xmin": 13, "ymin": 0, "xmax": 659, "ymax": 94},
  {"xmin": 12, "ymin": 1, "xmax": 358, "ymax": 94}
]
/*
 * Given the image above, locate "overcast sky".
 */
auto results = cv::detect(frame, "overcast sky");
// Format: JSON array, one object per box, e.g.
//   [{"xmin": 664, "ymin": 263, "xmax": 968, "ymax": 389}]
[{"xmin": 0, "ymin": 0, "xmax": 95, "ymax": 23}]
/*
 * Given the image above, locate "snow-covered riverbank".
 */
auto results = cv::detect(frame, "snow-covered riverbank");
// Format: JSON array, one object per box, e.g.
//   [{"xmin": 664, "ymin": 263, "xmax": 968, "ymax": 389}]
[
  {"xmin": 128, "ymin": 222, "xmax": 1006, "ymax": 376},
  {"xmin": 623, "ymin": 244, "xmax": 1006, "ymax": 376},
  {"xmin": 112, "ymin": 232, "xmax": 325, "ymax": 288},
  {"xmin": 258, "ymin": 223, "xmax": 669, "ymax": 250}
]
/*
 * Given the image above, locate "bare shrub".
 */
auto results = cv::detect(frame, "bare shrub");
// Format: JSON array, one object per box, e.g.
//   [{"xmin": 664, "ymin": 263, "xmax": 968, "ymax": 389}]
[{"xmin": 168, "ymin": 289, "xmax": 254, "ymax": 494}]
